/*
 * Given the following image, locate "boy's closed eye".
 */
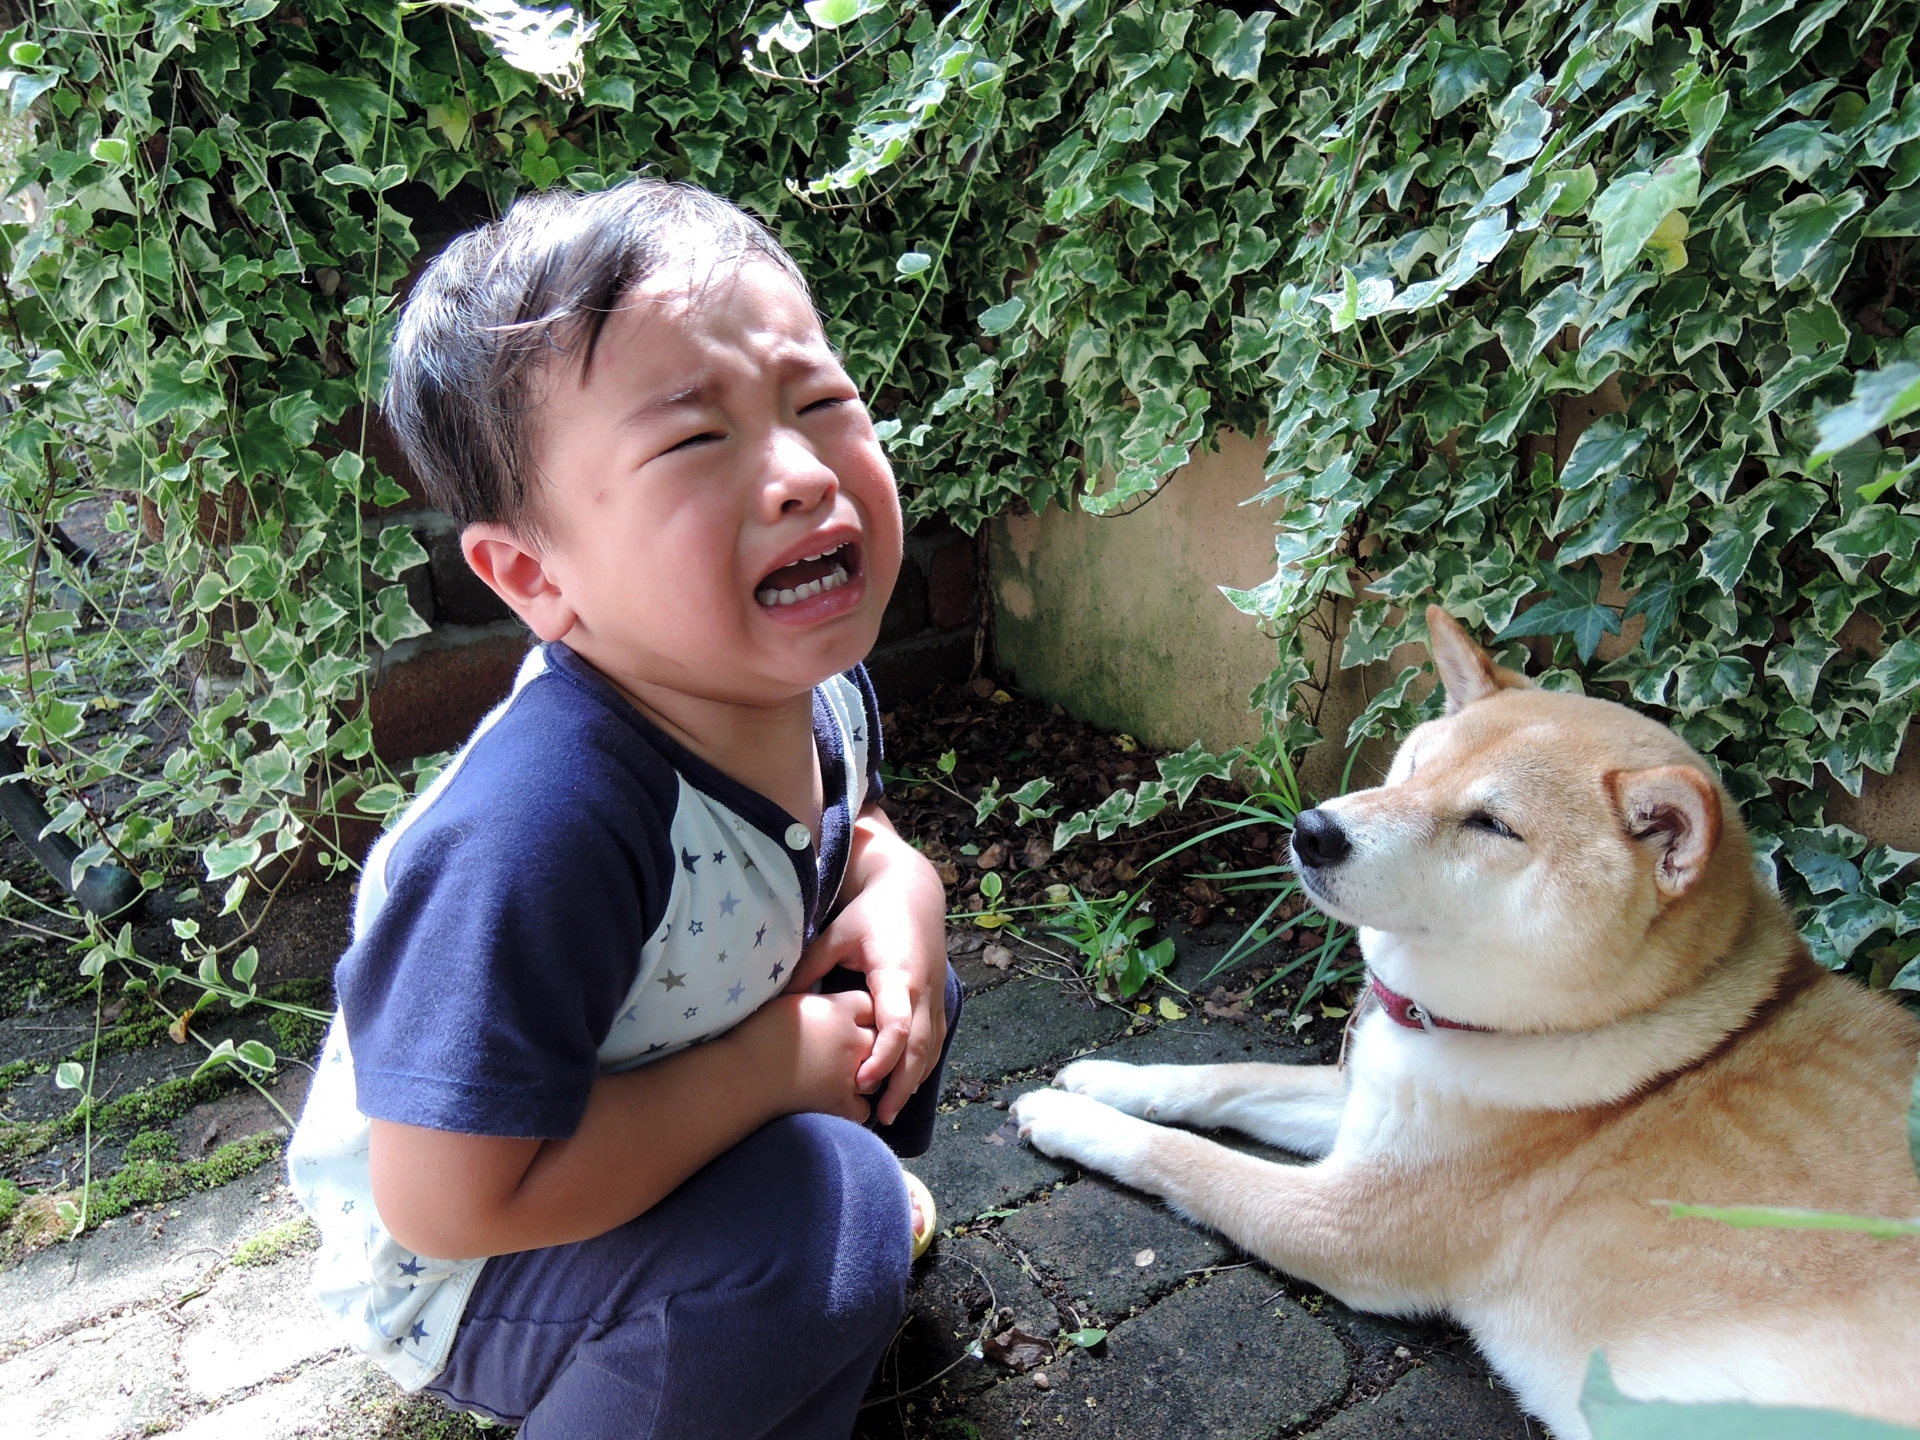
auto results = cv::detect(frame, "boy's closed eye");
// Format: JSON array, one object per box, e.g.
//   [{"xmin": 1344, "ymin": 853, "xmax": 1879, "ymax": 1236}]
[{"xmin": 654, "ymin": 395, "xmax": 858, "ymax": 459}]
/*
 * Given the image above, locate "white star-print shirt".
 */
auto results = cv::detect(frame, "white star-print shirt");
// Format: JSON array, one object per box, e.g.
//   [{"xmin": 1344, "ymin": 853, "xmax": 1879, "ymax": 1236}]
[{"xmin": 287, "ymin": 642, "xmax": 880, "ymax": 1390}]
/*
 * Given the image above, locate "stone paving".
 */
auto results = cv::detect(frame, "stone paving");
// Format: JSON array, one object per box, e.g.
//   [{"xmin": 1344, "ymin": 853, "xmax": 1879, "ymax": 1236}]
[
  {"xmin": 0, "ymin": 918, "xmax": 1537, "ymax": 1439},
  {"xmin": 866, "ymin": 928, "xmax": 1536, "ymax": 1440}
]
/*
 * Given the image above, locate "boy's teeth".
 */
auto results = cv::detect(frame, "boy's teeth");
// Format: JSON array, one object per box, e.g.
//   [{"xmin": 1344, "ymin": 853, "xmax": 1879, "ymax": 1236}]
[
  {"xmin": 756, "ymin": 564, "xmax": 853, "ymax": 609},
  {"xmin": 756, "ymin": 545, "xmax": 856, "ymax": 602}
]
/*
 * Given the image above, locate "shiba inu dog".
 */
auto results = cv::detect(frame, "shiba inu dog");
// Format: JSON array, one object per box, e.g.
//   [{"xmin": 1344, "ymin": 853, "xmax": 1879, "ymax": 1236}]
[{"xmin": 1011, "ymin": 607, "xmax": 1920, "ymax": 1436}]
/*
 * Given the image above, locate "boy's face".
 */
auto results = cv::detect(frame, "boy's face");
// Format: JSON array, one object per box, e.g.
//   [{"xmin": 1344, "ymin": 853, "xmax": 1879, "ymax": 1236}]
[{"xmin": 510, "ymin": 259, "xmax": 903, "ymax": 706}]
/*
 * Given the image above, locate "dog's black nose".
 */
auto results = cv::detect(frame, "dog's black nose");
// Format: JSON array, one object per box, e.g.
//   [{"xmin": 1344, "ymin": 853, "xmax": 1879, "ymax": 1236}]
[{"xmin": 1292, "ymin": 808, "xmax": 1351, "ymax": 868}]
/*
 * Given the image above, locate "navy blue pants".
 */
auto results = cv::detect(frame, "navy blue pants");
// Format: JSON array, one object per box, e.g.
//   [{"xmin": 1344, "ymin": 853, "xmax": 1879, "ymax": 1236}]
[{"xmin": 424, "ymin": 965, "xmax": 962, "ymax": 1439}]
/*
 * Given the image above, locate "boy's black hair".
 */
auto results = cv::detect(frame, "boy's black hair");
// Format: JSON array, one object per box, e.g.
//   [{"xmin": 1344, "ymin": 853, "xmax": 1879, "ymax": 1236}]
[{"xmin": 383, "ymin": 178, "xmax": 809, "ymax": 537}]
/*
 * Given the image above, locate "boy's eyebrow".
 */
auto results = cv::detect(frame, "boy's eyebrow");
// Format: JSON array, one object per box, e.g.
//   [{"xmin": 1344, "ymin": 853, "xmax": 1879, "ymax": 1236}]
[{"xmin": 616, "ymin": 381, "xmax": 718, "ymax": 431}]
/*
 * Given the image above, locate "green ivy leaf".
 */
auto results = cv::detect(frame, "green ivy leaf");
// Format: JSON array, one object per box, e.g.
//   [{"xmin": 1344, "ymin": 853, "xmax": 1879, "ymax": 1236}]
[
  {"xmin": 979, "ymin": 297, "xmax": 1026, "ymax": 334},
  {"xmin": 1590, "ymin": 155, "xmax": 1699, "ymax": 286},
  {"xmin": 275, "ymin": 63, "xmax": 403, "ymax": 157},
  {"xmin": 803, "ymin": 0, "xmax": 882, "ymax": 29},
  {"xmin": 369, "ymin": 584, "xmax": 432, "ymax": 649},
  {"xmin": 1770, "ymin": 189, "xmax": 1866, "ymax": 285},
  {"xmin": 1717, "ymin": 121, "xmax": 1845, "ymax": 190},
  {"xmin": 1867, "ymin": 636, "xmax": 1920, "ymax": 706},
  {"xmin": 1779, "ymin": 827, "xmax": 1864, "ymax": 895},
  {"xmin": 1813, "ymin": 891, "xmax": 1898, "ymax": 962},
  {"xmin": 133, "ymin": 354, "xmax": 224, "ymax": 430},
  {"xmin": 370, "ymin": 523, "xmax": 430, "ymax": 581},
  {"xmin": 1498, "ymin": 562, "xmax": 1620, "ymax": 663},
  {"xmin": 1767, "ymin": 630, "xmax": 1838, "ymax": 707},
  {"xmin": 1863, "ymin": 187, "xmax": 1920, "ymax": 238},
  {"xmin": 1197, "ymin": 10, "xmax": 1272, "ymax": 81},
  {"xmin": 1811, "ymin": 364, "xmax": 1920, "ymax": 463},
  {"xmin": 1559, "ymin": 415, "xmax": 1646, "ymax": 491},
  {"xmin": 1813, "ymin": 504, "xmax": 1920, "ymax": 583},
  {"xmin": 1430, "ymin": 43, "xmax": 1510, "ymax": 119}
]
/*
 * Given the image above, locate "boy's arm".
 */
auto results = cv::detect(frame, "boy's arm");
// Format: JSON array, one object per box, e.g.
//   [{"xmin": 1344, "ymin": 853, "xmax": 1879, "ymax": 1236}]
[
  {"xmin": 789, "ymin": 798, "xmax": 948, "ymax": 1124},
  {"xmin": 369, "ymin": 987, "xmax": 875, "ymax": 1259}
]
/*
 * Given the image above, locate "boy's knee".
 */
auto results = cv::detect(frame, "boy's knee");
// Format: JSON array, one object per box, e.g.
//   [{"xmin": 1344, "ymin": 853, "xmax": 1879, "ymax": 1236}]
[{"xmin": 756, "ymin": 1113, "xmax": 910, "ymax": 1332}]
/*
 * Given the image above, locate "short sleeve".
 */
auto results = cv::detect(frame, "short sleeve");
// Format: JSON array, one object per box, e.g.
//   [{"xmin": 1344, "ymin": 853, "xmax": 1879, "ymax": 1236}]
[
  {"xmin": 335, "ymin": 680, "xmax": 676, "ymax": 1139},
  {"xmin": 851, "ymin": 663, "xmax": 885, "ymax": 805}
]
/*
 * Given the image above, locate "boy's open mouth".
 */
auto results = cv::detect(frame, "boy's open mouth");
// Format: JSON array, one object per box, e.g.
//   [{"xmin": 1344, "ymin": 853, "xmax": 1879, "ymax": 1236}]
[{"xmin": 755, "ymin": 542, "xmax": 860, "ymax": 608}]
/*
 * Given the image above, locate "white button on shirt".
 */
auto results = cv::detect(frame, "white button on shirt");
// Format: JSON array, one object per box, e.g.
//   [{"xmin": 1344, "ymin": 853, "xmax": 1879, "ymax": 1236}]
[{"xmin": 785, "ymin": 822, "xmax": 812, "ymax": 850}]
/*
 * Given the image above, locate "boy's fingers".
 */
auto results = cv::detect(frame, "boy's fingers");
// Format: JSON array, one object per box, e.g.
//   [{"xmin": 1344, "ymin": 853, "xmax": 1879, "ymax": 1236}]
[
  {"xmin": 876, "ymin": 1012, "xmax": 934, "ymax": 1125},
  {"xmin": 856, "ymin": 970, "xmax": 912, "ymax": 1087},
  {"xmin": 858, "ymin": 1013, "xmax": 906, "ymax": 1093},
  {"xmin": 786, "ymin": 930, "xmax": 851, "ymax": 993}
]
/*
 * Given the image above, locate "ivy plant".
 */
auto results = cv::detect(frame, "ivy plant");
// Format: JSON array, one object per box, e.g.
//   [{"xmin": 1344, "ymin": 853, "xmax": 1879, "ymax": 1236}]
[{"xmin": 3, "ymin": 0, "xmax": 1920, "ymax": 1008}]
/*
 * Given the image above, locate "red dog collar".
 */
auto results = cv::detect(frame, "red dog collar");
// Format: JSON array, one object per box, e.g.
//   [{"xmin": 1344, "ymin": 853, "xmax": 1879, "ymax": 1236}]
[{"xmin": 1368, "ymin": 975, "xmax": 1493, "ymax": 1033}]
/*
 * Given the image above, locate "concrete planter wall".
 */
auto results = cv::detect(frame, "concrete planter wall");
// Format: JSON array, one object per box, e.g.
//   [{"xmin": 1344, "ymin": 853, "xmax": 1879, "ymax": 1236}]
[
  {"xmin": 984, "ymin": 429, "xmax": 1920, "ymax": 851},
  {"xmin": 987, "ymin": 430, "xmax": 1379, "ymax": 802}
]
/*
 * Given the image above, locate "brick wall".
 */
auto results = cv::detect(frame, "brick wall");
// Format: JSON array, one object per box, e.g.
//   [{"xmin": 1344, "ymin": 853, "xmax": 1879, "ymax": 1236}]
[{"xmin": 863, "ymin": 522, "xmax": 982, "ymax": 709}]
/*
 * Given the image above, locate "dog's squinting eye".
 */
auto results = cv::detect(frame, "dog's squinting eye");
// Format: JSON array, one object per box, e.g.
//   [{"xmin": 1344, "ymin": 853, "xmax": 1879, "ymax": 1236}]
[{"xmin": 1464, "ymin": 811, "xmax": 1522, "ymax": 841}]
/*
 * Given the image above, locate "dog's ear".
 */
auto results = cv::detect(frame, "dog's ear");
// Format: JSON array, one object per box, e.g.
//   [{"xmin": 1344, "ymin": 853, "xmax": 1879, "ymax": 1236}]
[
  {"xmin": 1426, "ymin": 606, "xmax": 1530, "ymax": 714},
  {"xmin": 1610, "ymin": 766, "xmax": 1722, "ymax": 897}
]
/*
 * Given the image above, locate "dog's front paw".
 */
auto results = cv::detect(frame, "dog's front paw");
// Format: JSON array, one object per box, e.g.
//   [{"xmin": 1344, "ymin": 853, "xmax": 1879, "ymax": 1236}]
[
  {"xmin": 1054, "ymin": 1058, "xmax": 1166, "ymax": 1119},
  {"xmin": 1010, "ymin": 1088, "xmax": 1149, "ymax": 1179}
]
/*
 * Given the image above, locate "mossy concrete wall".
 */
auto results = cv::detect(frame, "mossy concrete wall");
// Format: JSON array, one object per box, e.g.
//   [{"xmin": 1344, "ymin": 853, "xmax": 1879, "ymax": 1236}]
[{"xmin": 988, "ymin": 430, "xmax": 1378, "ymax": 800}]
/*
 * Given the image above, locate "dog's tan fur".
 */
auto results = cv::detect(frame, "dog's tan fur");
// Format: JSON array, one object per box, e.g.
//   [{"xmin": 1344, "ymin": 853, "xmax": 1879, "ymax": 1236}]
[{"xmin": 1011, "ymin": 608, "xmax": 1920, "ymax": 1436}]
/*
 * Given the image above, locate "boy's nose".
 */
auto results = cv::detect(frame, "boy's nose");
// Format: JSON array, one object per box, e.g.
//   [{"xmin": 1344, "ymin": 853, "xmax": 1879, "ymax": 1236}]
[{"xmin": 762, "ymin": 431, "xmax": 839, "ymax": 516}]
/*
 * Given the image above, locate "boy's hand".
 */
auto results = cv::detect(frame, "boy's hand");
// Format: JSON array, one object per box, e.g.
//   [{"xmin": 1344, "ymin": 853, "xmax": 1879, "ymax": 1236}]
[
  {"xmin": 729, "ymin": 989, "xmax": 878, "ymax": 1123},
  {"xmin": 788, "ymin": 802, "xmax": 947, "ymax": 1125}
]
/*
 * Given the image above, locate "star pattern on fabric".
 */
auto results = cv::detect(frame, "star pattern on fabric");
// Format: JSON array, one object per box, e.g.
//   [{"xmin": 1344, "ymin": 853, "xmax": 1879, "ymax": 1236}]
[
  {"xmin": 712, "ymin": 849, "xmax": 727, "ymax": 865},
  {"xmin": 715, "ymin": 950, "xmax": 728, "ymax": 965},
  {"xmin": 397, "ymin": 1256, "xmax": 424, "ymax": 1277},
  {"xmin": 619, "ymin": 1005, "xmax": 639, "ymax": 1024},
  {"xmin": 769, "ymin": 961, "xmax": 785, "ymax": 982},
  {"xmin": 689, "ymin": 919, "xmax": 704, "ymax": 935},
  {"xmin": 719, "ymin": 891, "xmax": 740, "ymax": 916},
  {"xmin": 342, "ymin": 1199, "xmax": 354, "ymax": 1213},
  {"xmin": 727, "ymin": 982, "xmax": 745, "ymax": 1005},
  {"xmin": 681, "ymin": 848, "xmax": 700, "ymax": 873},
  {"xmin": 658, "ymin": 969, "xmax": 687, "ymax": 991},
  {"xmin": 409, "ymin": 1321, "xmax": 429, "ymax": 1343},
  {"xmin": 755, "ymin": 924, "xmax": 767, "ymax": 947},
  {"xmin": 741, "ymin": 853, "xmax": 757, "ymax": 871},
  {"xmin": 683, "ymin": 1006, "xmax": 698, "ymax": 1019},
  {"xmin": 852, "ymin": 726, "xmax": 863, "ymax": 742},
  {"xmin": 646, "ymin": 1041, "xmax": 668, "ymax": 1054}
]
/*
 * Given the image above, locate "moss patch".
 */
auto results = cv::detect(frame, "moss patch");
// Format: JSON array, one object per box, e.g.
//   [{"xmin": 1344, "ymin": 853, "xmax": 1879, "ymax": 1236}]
[
  {"xmin": 87, "ymin": 1130, "xmax": 283, "ymax": 1223},
  {"xmin": 263, "ymin": 977, "xmax": 331, "ymax": 1060},
  {"xmin": 231, "ymin": 1214, "xmax": 317, "ymax": 1267},
  {"xmin": 0, "ymin": 1056, "xmax": 34, "ymax": 1096},
  {"xmin": 0, "ymin": 1177, "xmax": 20, "ymax": 1229}
]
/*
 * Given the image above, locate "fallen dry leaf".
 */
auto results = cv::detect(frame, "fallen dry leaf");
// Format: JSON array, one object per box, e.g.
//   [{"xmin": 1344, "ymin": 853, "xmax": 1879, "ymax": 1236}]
[
  {"xmin": 976, "ymin": 842, "xmax": 1006, "ymax": 870},
  {"xmin": 983, "ymin": 944, "xmax": 1014, "ymax": 970},
  {"xmin": 1134, "ymin": 1248, "xmax": 1156, "ymax": 1267},
  {"xmin": 984, "ymin": 1327, "xmax": 1053, "ymax": 1372},
  {"xmin": 936, "ymin": 861, "xmax": 960, "ymax": 887},
  {"xmin": 167, "ymin": 1006, "xmax": 196, "ymax": 1044},
  {"xmin": 1022, "ymin": 836, "xmax": 1054, "ymax": 869}
]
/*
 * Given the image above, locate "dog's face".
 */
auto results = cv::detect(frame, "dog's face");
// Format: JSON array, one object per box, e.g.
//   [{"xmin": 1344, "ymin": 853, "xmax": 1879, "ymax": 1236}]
[{"xmin": 1295, "ymin": 608, "xmax": 1757, "ymax": 1032}]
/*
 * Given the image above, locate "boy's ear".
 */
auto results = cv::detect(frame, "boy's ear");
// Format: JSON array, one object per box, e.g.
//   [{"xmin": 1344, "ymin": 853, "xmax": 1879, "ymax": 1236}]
[{"xmin": 462, "ymin": 525, "xmax": 577, "ymax": 643}]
